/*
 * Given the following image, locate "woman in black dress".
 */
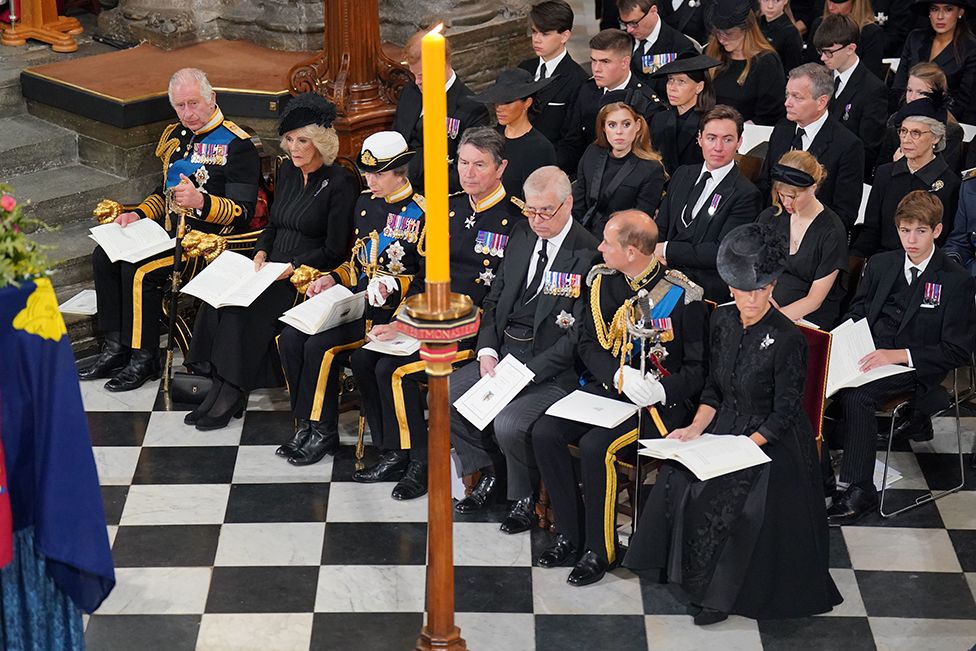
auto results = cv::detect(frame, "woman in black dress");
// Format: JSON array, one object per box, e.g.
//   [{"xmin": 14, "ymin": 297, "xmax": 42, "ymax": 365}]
[
  {"xmin": 759, "ymin": 0, "xmax": 804, "ymax": 74},
  {"xmin": 649, "ymin": 53, "xmax": 720, "ymax": 175},
  {"xmin": 705, "ymin": 0, "xmax": 787, "ymax": 125},
  {"xmin": 757, "ymin": 151, "xmax": 848, "ymax": 328},
  {"xmin": 572, "ymin": 101, "xmax": 667, "ymax": 240},
  {"xmin": 890, "ymin": 0, "xmax": 976, "ymax": 123},
  {"xmin": 804, "ymin": 0, "xmax": 885, "ymax": 79},
  {"xmin": 624, "ymin": 222, "xmax": 842, "ymax": 625},
  {"xmin": 469, "ymin": 68, "xmax": 556, "ymax": 198},
  {"xmin": 853, "ymin": 93, "xmax": 961, "ymax": 258},
  {"xmin": 183, "ymin": 94, "xmax": 357, "ymax": 430}
]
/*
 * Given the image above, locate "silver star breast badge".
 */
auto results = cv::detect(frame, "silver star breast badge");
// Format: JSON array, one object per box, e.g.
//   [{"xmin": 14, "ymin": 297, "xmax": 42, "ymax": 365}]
[
  {"xmin": 555, "ymin": 310, "xmax": 575, "ymax": 329},
  {"xmin": 465, "ymin": 215, "xmax": 476, "ymax": 229},
  {"xmin": 760, "ymin": 334, "xmax": 775, "ymax": 350},
  {"xmin": 479, "ymin": 268, "xmax": 495, "ymax": 286}
]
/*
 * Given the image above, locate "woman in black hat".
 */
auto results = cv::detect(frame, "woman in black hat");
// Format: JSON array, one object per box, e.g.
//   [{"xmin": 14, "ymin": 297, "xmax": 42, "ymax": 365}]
[
  {"xmin": 470, "ymin": 68, "xmax": 557, "ymax": 198},
  {"xmin": 184, "ymin": 93, "xmax": 358, "ymax": 430},
  {"xmin": 624, "ymin": 222, "xmax": 842, "ymax": 625},
  {"xmin": 757, "ymin": 150, "xmax": 848, "ymax": 328},
  {"xmin": 705, "ymin": 0, "xmax": 787, "ymax": 125},
  {"xmin": 649, "ymin": 52, "xmax": 719, "ymax": 175},
  {"xmin": 802, "ymin": 0, "xmax": 885, "ymax": 80},
  {"xmin": 853, "ymin": 93, "xmax": 961, "ymax": 259},
  {"xmin": 890, "ymin": 0, "xmax": 976, "ymax": 123}
]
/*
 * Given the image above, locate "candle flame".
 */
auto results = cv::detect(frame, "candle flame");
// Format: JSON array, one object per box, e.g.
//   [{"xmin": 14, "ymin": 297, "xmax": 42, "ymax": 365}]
[{"xmin": 428, "ymin": 23, "xmax": 444, "ymax": 36}]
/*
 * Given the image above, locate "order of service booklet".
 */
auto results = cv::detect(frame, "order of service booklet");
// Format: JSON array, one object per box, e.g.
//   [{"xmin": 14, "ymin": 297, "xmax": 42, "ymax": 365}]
[
  {"xmin": 180, "ymin": 250, "xmax": 290, "ymax": 309},
  {"xmin": 638, "ymin": 434, "xmax": 771, "ymax": 481},
  {"xmin": 278, "ymin": 284, "xmax": 366, "ymax": 335},
  {"xmin": 89, "ymin": 219, "xmax": 175, "ymax": 264}
]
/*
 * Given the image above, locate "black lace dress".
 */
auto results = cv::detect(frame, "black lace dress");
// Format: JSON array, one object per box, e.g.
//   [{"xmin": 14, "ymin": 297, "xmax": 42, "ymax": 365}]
[{"xmin": 624, "ymin": 305, "xmax": 841, "ymax": 619}]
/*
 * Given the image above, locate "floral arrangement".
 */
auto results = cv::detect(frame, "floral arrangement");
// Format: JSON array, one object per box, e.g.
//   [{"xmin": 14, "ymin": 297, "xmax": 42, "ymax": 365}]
[{"xmin": 0, "ymin": 184, "xmax": 49, "ymax": 289}]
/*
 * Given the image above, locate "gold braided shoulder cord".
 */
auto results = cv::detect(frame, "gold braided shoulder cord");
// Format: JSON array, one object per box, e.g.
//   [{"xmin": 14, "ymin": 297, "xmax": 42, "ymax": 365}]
[
  {"xmin": 155, "ymin": 124, "xmax": 183, "ymax": 232},
  {"xmin": 590, "ymin": 274, "xmax": 632, "ymax": 357}
]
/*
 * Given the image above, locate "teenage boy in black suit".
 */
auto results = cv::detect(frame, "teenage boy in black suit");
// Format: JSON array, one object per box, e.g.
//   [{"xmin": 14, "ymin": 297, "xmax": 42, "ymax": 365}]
[
  {"xmin": 654, "ymin": 104, "xmax": 762, "ymax": 302},
  {"xmin": 815, "ymin": 14, "xmax": 888, "ymax": 179},
  {"xmin": 517, "ymin": 1, "xmax": 589, "ymax": 147},
  {"xmin": 827, "ymin": 190, "xmax": 976, "ymax": 525},
  {"xmin": 617, "ymin": 0, "xmax": 697, "ymax": 96}
]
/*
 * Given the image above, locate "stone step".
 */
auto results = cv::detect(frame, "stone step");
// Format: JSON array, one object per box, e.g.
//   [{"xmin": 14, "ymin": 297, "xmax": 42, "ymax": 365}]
[
  {"xmin": 52, "ymin": 279, "xmax": 100, "ymax": 360},
  {"xmin": 0, "ymin": 114, "xmax": 78, "ymax": 178},
  {"xmin": 34, "ymin": 220, "xmax": 98, "ymax": 287},
  {"xmin": 8, "ymin": 163, "xmax": 155, "ymax": 229}
]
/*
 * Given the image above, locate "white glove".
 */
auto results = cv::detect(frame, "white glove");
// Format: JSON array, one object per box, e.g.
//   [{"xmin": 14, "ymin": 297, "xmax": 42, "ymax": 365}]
[
  {"xmin": 614, "ymin": 366, "xmax": 666, "ymax": 407},
  {"xmin": 366, "ymin": 275, "xmax": 399, "ymax": 307}
]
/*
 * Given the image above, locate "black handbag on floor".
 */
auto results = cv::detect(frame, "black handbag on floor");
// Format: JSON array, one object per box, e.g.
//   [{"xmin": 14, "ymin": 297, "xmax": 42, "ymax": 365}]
[{"xmin": 169, "ymin": 372, "xmax": 213, "ymax": 405}]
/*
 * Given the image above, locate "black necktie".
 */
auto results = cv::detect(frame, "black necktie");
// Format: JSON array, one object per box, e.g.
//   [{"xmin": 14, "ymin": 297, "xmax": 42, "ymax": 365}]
[
  {"xmin": 682, "ymin": 171, "xmax": 712, "ymax": 228},
  {"xmin": 536, "ymin": 60, "xmax": 546, "ymax": 81},
  {"xmin": 833, "ymin": 75, "xmax": 842, "ymax": 98},
  {"xmin": 909, "ymin": 266, "xmax": 920, "ymax": 285},
  {"xmin": 791, "ymin": 127, "xmax": 806, "ymax": 151},
  {"xmin": 522, "ymin": 239, "xmax": 549, "ymax": 303},
  {"xmin": 635, "ymin": 39, "xmax": 647, "ymax": 55}
]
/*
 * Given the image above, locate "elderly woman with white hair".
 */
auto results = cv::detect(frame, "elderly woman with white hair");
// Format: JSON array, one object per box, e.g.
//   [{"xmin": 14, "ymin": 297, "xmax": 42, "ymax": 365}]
[
  {"xmin": 184, "ymin": 93, "xmax": 358, "ymax": 431},
  {"xmin": 852, "ymin": 93, "xmax": 961, "ymax": 259}
]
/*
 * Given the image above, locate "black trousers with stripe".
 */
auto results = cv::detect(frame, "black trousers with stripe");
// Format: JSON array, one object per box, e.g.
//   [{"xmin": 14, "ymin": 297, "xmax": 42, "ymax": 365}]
[{"xmin": 350, "ymin": 348, "xmax": 428, "ymax": 459}]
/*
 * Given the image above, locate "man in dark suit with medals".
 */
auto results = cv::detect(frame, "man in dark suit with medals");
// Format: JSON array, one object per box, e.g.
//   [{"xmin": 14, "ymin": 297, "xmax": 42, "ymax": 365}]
[
  {"xmin": 349, "ymin": 128, "xmax": 523, "ymax": 499},
  {"xmin": 827, "ymin": 191, "xmax": 976, "ymax": 525},
  {"xmin": 757, "ymin": 63, "xmax": 866, "ymax": 234},
  {"xmin": 617, "ymin": 0, "xmax": 697, "ymax": 97},
  {"xmin": 81, "ymin": 67, "xmax": 260, "ymax": 391},
  {"xmin": 654, "ymin": 105, "xmax": 762, "ymax": 302},
  {"xmin": 533, "ymin": 210, "xmax": 708, "ymax": 586},
  {"xmin": 392, "ymin": 30, "xmax": 490, "ymax": 192},
  {"xmin": 517, "ymin": 1, "xmax": 590, "ymax": 148},
  {"xmin": 556, "ymin": 28, "xmax": 665, "ymax": 175},
  {"xmin": 815, "ymin": 14, "xmax": 888, "ymax": 178},
  {"xmin": 447, "ymin": 166, "xmax": 599, "ymax": 533}
]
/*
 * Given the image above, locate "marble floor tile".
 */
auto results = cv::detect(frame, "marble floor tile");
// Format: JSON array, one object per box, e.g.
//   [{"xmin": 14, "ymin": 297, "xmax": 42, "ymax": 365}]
[
  {"xmin": 92, "ymin": 446, "xmax": 142, "ymax": 485},
  {"xmin": 206, "ymin": 566, "xmax": 319, "ymax": 613},
  {"xmin": 875, "ymin": 451, "xmax": 928, "ymax": 490},
  {"xmin": 232, "ymin": 445, "xmax": 333, "ymax": 484},
  {"xmin": 246, "ymin": 387, "xmax": 292, "ymax": 412},
  {"xmin": 321, "ymin": 522, "xmax": 427, "ymax": 565},
  {"xmin": 120, "ymin": 484, "xmax": 230, "ymax": 525},
  {"xmin": 818, "ymin": 569, "xmax": 867, "ymax": 618},
  {"xmin": 112, "ymin": 524, "xmax": 221, "ymax": 567},
  {"xmin": 644, "ymin": 614, "xmax": 763, "ymax": 651},
  {"xmin": 87, "ymin": 411, "xmax": 150, "ymax": 446},
  {"xmin": 224, "ymin": 483, "xmax": 330, "ymax": 523},
  {"xmin": 843, "ymin": 526, "xmax": 962, "ymax": 572},
  {"xmin": 142, "ymin": 411, "xmax": 243, "ymax": 447},
  {"xmin": 324, "ymin": 482, "xmax": 427, "ymax": 523},
  {"xmin": 214, "ymin": 523, "xmax": 326, "ymax": 567},
  {"xmin": 196, "ymin": 613, "xmax": 314, "ymax": 651},
  {"xmin": 454, "ymin": 522, "xmax": 532, "ymax": 567},
  {"xmin": 98, "ymin": 567, "xmax": 212, "ymax": 615},
  {"xmin": 84, "ymin": 615, "xmax": 201, "ymax": 651},
  {"xmin": 314, "ymin": 565, "xmax": 426, "ymax": 613},
  {"xmin": 857, "ymin": 570, "xmax": 976, "ymax": 619},
  {"xmin": 935, "ymin": 490, "xmax": 976, "ymax": 529},
  {"xmin": 531, "ymin": 566, "xmax": 644, "ymax": 615},
  {"xmin": 455, "ymin": 612, "xmax": 535, "ymax": 651},
  {"xmin": 81, "ymin": 378, "xmax": 160, "ymax": 411},
  {"xmin": 310, "ymin": 613, "xmax": 423, "ymax": 651},
  {"xmin": 240, "ymin": 410, "xmax": 297, "ymax": 446},
  {"xmin": 455, "ymin": 566, "xmax": 533, "ymax": 613},
  {"xmin": 967, "ymin": 572, "xmax": 976, "ymax": 601},
  {"xmin": 758, "ymin": 616, "xmax": 876, "ymax": 651},
  {"xmin": 535, "ymin": 614, "xmax": 646, "ymax": 651},
  {"xmin": 107, "ymin": 525, "xmax": 118, "ymax": 547},
  {"xmin": 911, "ymin": 418, "xmax": 975, "ymax": 455},
  {"xmin": 132, "ymin": 446, "xmax": 238, "ymax": 484},
  {"xmin": 101, "ymin": 485, "xmax": 129, "ymax": 526},
  {"xmin": 868, "ymin": 617, "xmax": 976, "ymax": 651}
]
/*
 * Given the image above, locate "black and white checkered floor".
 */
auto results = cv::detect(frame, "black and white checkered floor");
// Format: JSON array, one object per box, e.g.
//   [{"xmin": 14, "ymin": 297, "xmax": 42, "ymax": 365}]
[{"xmin": 79, "ymin": 378, "xmax": 976, "ymax": 651}]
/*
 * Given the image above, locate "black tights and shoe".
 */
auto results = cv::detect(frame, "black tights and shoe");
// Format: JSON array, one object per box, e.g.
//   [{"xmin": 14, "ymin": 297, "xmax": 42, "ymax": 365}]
[{"xmin": 183, "ymin": 374, "xmax": 247, "ymax": 431}]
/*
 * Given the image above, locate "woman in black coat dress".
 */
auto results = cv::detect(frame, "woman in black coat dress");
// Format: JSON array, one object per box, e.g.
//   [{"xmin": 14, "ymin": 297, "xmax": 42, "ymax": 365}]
[
  {"xmin": 759, "ymin": 0, "xmax": 805, "ymax": 74},
  {"xmin": 890, "ymin": 0, "xmax": 976, "ymax": 123},
  {"xmin": 572, "ymin": 101, "xmax": 666, "ymax": 240},
  {"xmin": 649, "ymin": 53, "xmax": 720, "ymax": 175},
  {"xmin": 624, "ymin": 222, "xmax": 842, "ymax": 625},
  {"xmin": 184, "ymin": 94, "xmax": 357, "ymax": 430}
]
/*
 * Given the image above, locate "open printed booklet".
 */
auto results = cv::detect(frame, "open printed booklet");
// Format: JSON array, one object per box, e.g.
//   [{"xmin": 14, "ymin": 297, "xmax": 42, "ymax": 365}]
[
  {"xmin": 278, "ymin": 284, "xmax": 366, "ymax": 335},
  {"xmin": 453, "ymin": 355, "xmax": 535, "ymax": 431},
  {"xmin": 826, "ymin": 319, "xmax": 913, "ymax": 397},
  {"xmin": 544, "ymin": 390, "xmax": 639, "ymax": 429},
  {"xmin": 362, "ymin": 331, "xmax": 420, "ymax": 356},
  {"xmin": 89, "ymin": 219, "xmax": 175, "ymax": 264},
  {"xmin": 181, "ymin": 250, "xmax": 289, "ymax": 309},
  {"xmin": 638, "ymin": 434, "xmax": 771, "ymax": 481}
]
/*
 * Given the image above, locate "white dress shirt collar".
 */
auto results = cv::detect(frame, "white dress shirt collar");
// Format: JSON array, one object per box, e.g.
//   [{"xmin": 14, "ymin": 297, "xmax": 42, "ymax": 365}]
[
  {"xmin": 904, "ymin": 247, "xmax": 936, "ymax": 283},
  {"xmin": 797, "ymin": 109, "xmax": 830, "ymax": 149},
  {"xmin": 604, "ymin": 72, "xmax": 632, "ymax": 94},
  {"xmin": 635, "ymin": 17, "xmax": 663, "ymax": 52},
  {"xmin": 834, "ymin": 56, "xmax": 860, "ymax": 97},
  {"xmin": 538, "ymin": 48, "xmax": 568, "ymax": 80}
]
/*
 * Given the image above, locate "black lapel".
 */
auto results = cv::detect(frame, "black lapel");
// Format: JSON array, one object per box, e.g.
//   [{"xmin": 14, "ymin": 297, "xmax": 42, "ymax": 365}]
[
  {"xmin": 807, "ymin": 119, "xmax": 836, "ymax": 159},
  {"xmin": 868, "ymin": 254, "xmax": 903, "ymax": 324}
]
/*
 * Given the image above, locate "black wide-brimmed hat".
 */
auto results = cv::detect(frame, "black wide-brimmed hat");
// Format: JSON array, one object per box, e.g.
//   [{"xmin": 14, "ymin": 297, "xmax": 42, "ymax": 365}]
[
  {"xmin": 650, "ymin": 52, "xmax": 721, "ymax": 79},
  {"xmin": 894, "ymin": 89, "xmax": 949, "ymax": 125},
  {"xmin": 912, "ymin": 0, "xmax": 974, "ymax": 16},
  {"xmin": 357, "ymin": 131, "xmax": 415, "ymax": 173},
  {"xmin": 278, "ymin": 92, "xmax": 337, "ymax": 135},
  {"xmin": 770, "ymin": 163, "xmax": 816, "ymax": 188},
  {"xmin": 707, "ymin": 0, "xmax": 754, "ymax": 31},
  {"xmin": 469, "ymin": 68, "xmax": 555, "ymax": 105},
  {"xmin": 717, "ymin": 223, "xmax": 787, "ymax": 291}
]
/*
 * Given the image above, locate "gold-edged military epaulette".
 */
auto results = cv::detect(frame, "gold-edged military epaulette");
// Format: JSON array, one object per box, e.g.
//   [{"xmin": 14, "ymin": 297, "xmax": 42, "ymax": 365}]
[
  {"xmin": 586, "ymin": 263, "xmax": 618, "ymax": 287},
  {"xmin": 449, "ymin": 190, "xmax": 466, "ymax": 197},
  {"xmin": 963, "ymin": 167, "xmax": 976, "ymax": 182},
  {"xmin": 222, "ymin": 120, "xmax": 251, "ymax": 140},
  {"xmin": 509, "ymin": 195, "xmax": 525, "ymax": 209},
  {"xmin": 412, "ymin": 193, "xmax": 427, "ymax": 212},
  {"xmin": 664, "ymin": 269, "xmax": 704, "ymax": 304}
]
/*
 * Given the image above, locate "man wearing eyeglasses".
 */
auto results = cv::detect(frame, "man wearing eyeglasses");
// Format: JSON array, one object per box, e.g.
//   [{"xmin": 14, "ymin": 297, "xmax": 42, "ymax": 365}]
[
  {"xmin": 617, "ymin": 0, "xmax": 697, "ymax": 97},
  {"xmin": 757, "ymin": 62, "xmax": 865, "ymax": 234},
  {"xmin": 447, "ymin": 166, "xmax": 599, "ymax": 535},
  {"xmin": 814, "ymin": 14, "xmax": 887, "ymax": 179}
]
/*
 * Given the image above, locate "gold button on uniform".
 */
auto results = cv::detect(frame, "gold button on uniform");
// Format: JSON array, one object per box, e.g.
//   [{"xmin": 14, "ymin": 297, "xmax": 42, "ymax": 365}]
[
  {"xmin": 360, "ymin": 210, "xmax": 367, "ymax": 216},
  {"xmin": 483, "ymin": 260, "xmax": 490, "ymax": 267},
  {"xmin": 502, "ymin": 219, "xmax": 508, "ymax": 226}
]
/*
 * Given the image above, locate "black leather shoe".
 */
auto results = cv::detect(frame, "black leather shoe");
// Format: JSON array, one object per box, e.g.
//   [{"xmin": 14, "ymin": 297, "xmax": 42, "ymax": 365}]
[
  {"xmin": 79, "ymin": 333, "xmax": 128, "ymax": 381},
  {"xmin": 693, "ymin": 608, "xmax": 729, "ymax": 626},
  {"xmin": 352, "ymin": 450, "xmax": 409, "ymax": 482},
  {"xmin": 391, "ymin": 460, "xmax": 428, "ymax": 500},
  {"xmin": 288, "ymin": 420, "xmax": 340, "ymax": 465},
  {"xmin": 538, "ymin": 533, "xmax": 579, "ymax": 568},
  {"xmin": 499, "ymin": 496, "xmax": 536, "ymax": 534},
  {"xmin": 826, "ymin": 484, "xmax": 878, "ymax": 526},
  {"xmin": 195, "ymin": 393, "xmax": 247, "ymax": 432},
  {"xmin": 894, "ymin": 413, "xmax": 934, "ymax": 442},
  {"xmin": 276, "ymin": 419, "xmax": 311, "ymax": 458},
  {"xmin": 184, "ymin": 379, "xmax": 221, "ymax": 426},
  {"xmin": 567, "ymin": 550, "xmax": 611, "ymax": 586},
  {"xmin": 104, "ymin": 349, "xmax": 160, "ymax": 392},
  {"xmin": 455, "ymin": 472, "xmax": 499, "ymax": 513}
]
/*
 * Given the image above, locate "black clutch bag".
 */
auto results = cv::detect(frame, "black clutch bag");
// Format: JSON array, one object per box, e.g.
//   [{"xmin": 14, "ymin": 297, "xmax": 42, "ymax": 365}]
[{"xmin": 169, "ymin": 372, "xmax": 213, "ymax": 405}]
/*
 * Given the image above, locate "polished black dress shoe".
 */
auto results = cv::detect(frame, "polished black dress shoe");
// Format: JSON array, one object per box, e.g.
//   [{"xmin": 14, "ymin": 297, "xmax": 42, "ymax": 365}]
[
  {"xmin": 567, "ymin": 550, "xmax": 613, "ymax": 586},
  {"xmin": 538, "ymin": 534, "xmax": 579, "ymax": 568},
  {"xmin": 499, "ymin": 496, "xmax": 536, "ymax": 534},
  {"xmin": 454, "ymin": 472, "xmax": 499, "ymax": 513},
  {"xmin": 686, "ymin": 603, "xmax": 703, "ymax": 616},
  {"xmin": 391, "ymin": 460, "xmax": 428, "ymax": 500},
  {"xmin": 276, "ymin": 419, "xmax": 311, "ymax": 457},
  {"xmin": 826, "ymin": 484, "xmax": 878, "ymax": 526},
  {"xmin": 104, "ymin": 349, "xmax": 160, "ymax": 392},
  {"xmin": 893, "ymin": 413, "xmax": 934, "ymax": 442},
  {"xmin": 79, "ymin": 333, "xmax": 129, "ymax": 381},
  {"xmin": 352, "ymin": 449, "xmax": 409, "ymax": 482},
  {"xmin": 288, "ymin": 420, "xmax": 340, "ymax": 465},
  {"xmin": 195, "ymin": 392, "xmax": 247, "ymax": 432},
  {"xmin": 693, "ymin": 608, "xmax": 729, "ymax": 626}
]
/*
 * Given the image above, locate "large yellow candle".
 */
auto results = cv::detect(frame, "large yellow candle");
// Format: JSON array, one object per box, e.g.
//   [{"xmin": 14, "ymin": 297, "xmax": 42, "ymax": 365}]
[{"xmin": 421, "ymin": 24, "xmax": 450, "ymax": 283}]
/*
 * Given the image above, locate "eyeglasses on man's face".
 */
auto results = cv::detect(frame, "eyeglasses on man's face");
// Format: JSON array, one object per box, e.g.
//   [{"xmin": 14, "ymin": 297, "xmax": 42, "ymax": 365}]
[{"xmin": 522, "ymin": 197, "xmax": 567, "ymax": 220}]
